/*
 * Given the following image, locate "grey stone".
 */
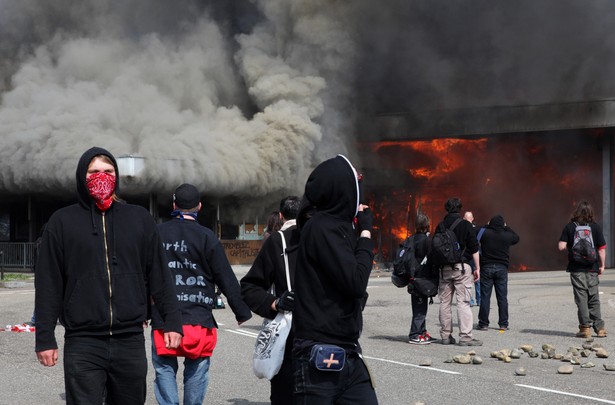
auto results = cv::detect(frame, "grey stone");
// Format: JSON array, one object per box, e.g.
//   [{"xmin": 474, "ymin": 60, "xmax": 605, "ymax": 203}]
[
  {"xmin": 418, "ymin": 358, "xmax": 432, "ymax": 367},
  {"xmin": 557, "ymin": 365, "xmax": 574, "ymax": 374},
  {"xmin": 580, "ymin": 362, "xmax": 595, "ymax": 368},
  {"xmin": 510, "ymin": 349, "xmax": 523, "ymax": 359},
  {"xmin": 444, "ymin": 355, "xmax": 454, "ymax": 363},
  {"xmin": 540, "ymin": 352, "xmax": 549, "ymax": 359},
  {"xmin": 454, "ymin": 354, "xmax": 472, "ymax": 364},
  {"xmin": 580, "ymin": 349, "xmax": 592, "ymax": 358},
  {"xmin": 515, "ymin": 367, "xmax": 527, "ymax": 376},
  {"xmin": 528, "ymin": 351, "xmax": 539, "ymax": 358},
  {"xmin": 542, "ymin": 344, "xmax": 555, "ymax": 352},
  {"xmin": 594, "ymin": 348, "xmax": 609, "ymax": 358},
  {"xmin": 519, "ymin": 344, "xmax": 533, "ymax": 353},
  {"xmin": 603, "ymin": 364, "xmax": 615, "ymax": 371},
  {"xmin": 582, "ymin": 343, "xmax": 593, "ymax": 350},
  {"xmin": 472, "ymin": 356, "xmax": 483, "ymax": 365}
]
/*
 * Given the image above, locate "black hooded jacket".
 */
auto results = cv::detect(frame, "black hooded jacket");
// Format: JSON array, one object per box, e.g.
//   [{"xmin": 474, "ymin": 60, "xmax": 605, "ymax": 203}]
[
  {"xmin": 294, "ymin": 155, "xmax": 374, "ymax": 349},
  {"xmin": 35, "ymin": 147, "xmax": 182, "ymax": 352},
  {"xmin": 479, "ymin": 215, "xmax": 520, "ymax": 268}
]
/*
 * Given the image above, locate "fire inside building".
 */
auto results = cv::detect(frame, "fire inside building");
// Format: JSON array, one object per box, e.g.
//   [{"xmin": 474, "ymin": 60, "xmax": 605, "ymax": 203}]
[{"xmin": 358, "ymin": 100, "xmax": 615, "ymax": 272}]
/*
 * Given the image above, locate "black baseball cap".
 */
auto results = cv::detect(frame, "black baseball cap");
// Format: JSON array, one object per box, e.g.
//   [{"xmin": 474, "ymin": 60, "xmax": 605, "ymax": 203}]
[{"xmin": 173, "ymin": 184, "xmax": 200, "ymax": 209}]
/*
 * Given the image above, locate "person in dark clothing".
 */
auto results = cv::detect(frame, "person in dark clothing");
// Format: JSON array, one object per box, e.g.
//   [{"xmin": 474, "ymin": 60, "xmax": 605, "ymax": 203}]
[
  {"xmin": 437, "ymin": 197, "xmax": 482, "ymax": 346},
  {"xmin": 151, "ymin": 183, "xmax": 252, "ymax": 405},
  {"xmin": 35, "ymin": 147, "xmax": 183, "ymax": 405},
  {"xmin": 476, "ymin": 215, "xmax": 520, "ymax": 331},
  {"xmin": 293, "ymin": 154, "xmax": 378, "ymax": 405},
  {"xmin": 558, "ymin": 200, "xmax": 607, "ymax": 338},
  {"xmin": 408, "ymin": 213, "xmax": 435, "ymax": 345},
  {"xmin": 241, "ymin": 196, "xmax": 301, "ymax": 405}
]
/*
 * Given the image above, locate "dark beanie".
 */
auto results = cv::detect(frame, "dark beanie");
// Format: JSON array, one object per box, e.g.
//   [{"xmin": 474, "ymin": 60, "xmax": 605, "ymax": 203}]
[{"xmin": 173, "ymin": 184, "xmax": 200, "ymax": 209}]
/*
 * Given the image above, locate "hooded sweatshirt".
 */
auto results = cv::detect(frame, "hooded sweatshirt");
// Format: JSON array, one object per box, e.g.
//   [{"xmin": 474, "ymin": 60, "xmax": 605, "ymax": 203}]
[
  {"xmin": 294, "ymin": 155, "xmax": 374, "ymax": 349},
  {"xmin": 35, "ymin": 147, "xmax": 182, "ymax": 352},
  {"xmin": 479, "ymin": 215, "xmax": 520, "ymax": 268}
]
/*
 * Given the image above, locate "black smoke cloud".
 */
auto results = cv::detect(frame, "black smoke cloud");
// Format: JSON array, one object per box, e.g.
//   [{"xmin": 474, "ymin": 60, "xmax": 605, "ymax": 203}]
[{"xmin": 0, "ymin": 0, "xmax": 613, "ymax": 221}]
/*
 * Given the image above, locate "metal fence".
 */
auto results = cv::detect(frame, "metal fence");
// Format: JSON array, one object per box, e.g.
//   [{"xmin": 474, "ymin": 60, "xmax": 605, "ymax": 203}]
[{"xmin": 0, "ymin": 243, "xmax": 35, "ymax": 271}]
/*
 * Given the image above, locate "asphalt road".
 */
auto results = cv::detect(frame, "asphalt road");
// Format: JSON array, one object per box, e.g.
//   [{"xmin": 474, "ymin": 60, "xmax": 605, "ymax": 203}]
[{"xmin": 1, "ymin": 267, "xmax": 614, "ymax": 405}]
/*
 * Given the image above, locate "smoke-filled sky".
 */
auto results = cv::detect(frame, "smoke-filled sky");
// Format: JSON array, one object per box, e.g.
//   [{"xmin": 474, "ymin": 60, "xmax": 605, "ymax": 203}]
[{"xmin": 1, "ymin": 0, "xmax": 614, "ymax": 220}]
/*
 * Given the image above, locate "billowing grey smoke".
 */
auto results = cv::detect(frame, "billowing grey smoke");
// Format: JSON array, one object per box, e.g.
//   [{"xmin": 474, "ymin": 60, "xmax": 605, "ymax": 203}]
[{"xmin": 0, "ymin": 0, "xmax": 359, "ymax": 220}]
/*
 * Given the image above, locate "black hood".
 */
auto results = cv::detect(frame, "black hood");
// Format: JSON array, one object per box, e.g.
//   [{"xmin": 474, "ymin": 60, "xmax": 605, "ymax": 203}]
[
  {"xmin": 75, "ymin": 147, "xmax": 119, "ymax": 208},
  {"xmin": 487, "ymin": 214, "xmax": 506, "ymax": 231},
  {"xmin": 299, "ymin": 155, "xmax": 359, "ymax": 227}
]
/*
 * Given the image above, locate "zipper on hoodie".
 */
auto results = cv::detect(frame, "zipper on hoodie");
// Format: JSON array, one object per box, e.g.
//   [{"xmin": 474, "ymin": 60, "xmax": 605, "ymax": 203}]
[{"xmin": 102, "ymin": 212, "xmax": 113, "ymax": 335}]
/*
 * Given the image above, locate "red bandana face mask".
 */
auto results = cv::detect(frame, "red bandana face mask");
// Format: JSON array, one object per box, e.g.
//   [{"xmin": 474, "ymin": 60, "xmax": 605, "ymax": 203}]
[{"xmin": 86, "ymin": 172, "xmax": 116, "ymax": 211}]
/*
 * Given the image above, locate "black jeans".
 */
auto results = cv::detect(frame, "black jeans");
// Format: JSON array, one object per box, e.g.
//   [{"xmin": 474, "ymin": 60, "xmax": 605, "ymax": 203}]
[
  {"xmin": 478, "ymin": 263, "xmax": 509, "ymax": 328},
  {"xmin": 293, "ymin": 348, "xmax": 378, "ymax": 405},
  {"xmin": 64, "ymin": 333, "xmax": 147, "ymax": 405},
  {"xmin": 409, "ymin": 294, "xmax": 428, "ymax": 339},
  {"xmin": 271, "ymin": 352, "xmax": 294, "ymax": 405}
]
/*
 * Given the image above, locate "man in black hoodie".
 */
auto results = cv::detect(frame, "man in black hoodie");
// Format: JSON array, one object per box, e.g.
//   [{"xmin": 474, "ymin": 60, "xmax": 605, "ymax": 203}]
[
  {"xmin": 35, "ymin": 147, "xmax": 183, "ymax": 405},
  {"xmin": 293, "ymin": 155, "xmax": 378, "ymax": 404},
  {"xmin": 476, "ymin": 215, "xmax": 520, "ymax": 331}
]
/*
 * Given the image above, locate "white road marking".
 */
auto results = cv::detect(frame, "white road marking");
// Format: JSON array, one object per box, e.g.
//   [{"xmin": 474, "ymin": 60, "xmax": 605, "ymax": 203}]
[
  {"xmin": 362, "ymin": 355, "xmax": 461, "ymax": 375},
  {"xmin": 516, "ymin": 384, "xmax": 615, "ymax": 404}
]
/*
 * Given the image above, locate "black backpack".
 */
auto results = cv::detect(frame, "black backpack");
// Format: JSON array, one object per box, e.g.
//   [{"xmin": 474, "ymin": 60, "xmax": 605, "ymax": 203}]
[
  {"xmin": 571, "ymin": 222, "xmax": 597, "ymax": 265},
  {"xmin": 431, "ymin": 217, "xmax": 464, "ymax": 267},
  {"xmin": 391, "ymin": 235, "xmax": 420, "ymax": 288}
]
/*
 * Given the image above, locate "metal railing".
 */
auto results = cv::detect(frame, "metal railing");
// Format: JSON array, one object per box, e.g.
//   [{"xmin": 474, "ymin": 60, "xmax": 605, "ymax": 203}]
[{"xmin": 0, "ymin": 242, "xmax": 35, "ymax": 271}]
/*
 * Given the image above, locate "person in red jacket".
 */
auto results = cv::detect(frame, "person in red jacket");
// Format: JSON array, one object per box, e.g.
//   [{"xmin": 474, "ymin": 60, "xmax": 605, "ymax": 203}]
[{"xmin": 35, "ymin": 147, "xmax": 183, "ymax": 405}]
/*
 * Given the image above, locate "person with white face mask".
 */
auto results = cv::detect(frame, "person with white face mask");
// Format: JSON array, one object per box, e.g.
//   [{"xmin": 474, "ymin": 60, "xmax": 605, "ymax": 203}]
[{"xmin": 35, "ymin": 146, "xmax": 183, "ymax": 405}]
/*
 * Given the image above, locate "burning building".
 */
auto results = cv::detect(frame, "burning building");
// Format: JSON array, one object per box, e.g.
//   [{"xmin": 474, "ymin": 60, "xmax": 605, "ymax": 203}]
[{"xmin": 1, "ymin": 1, "xmax": 614, "ymax": 270}]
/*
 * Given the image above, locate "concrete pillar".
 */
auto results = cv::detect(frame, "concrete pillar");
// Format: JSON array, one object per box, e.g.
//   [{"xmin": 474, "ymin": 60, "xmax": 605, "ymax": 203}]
[{"xmin": 602, "ymin": 133, "xmax": 613, "ymax": 268}]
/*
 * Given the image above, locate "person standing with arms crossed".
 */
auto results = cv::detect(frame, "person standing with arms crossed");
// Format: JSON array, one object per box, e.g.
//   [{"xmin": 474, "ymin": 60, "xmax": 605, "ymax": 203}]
[
  {"xmin": 35, "ymin": 146, "xmax": 183, "ymax": 405},
  {"xmin": 151, "ymin": 183, "xmax": 252, "ymax": 405}
]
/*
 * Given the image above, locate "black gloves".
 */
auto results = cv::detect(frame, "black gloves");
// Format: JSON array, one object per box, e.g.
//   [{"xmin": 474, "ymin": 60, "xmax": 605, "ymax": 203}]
[
  {"xmin": 356, "ymin": 208, "xmax": 373, "ymax": 233},
  {"xmin": 275, "ymin": 290, "xmax": 295, "ymax": 312}
]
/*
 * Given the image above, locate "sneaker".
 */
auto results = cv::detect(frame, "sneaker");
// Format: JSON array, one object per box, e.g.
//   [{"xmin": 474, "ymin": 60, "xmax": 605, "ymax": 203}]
[
  {"xmin": 458, "ymin": 338, "xmax": 483, "ymax": 347},
  {"xmin": 477, "ymin": 325, "xmax": 489, "ymax": 331},
  {"xmin": 423, "ymin": 332, "xmax": 434, "ymax": 342},
  {"xmin": 499, "ymin": 325, "xmax": 509, "ymax": 331},
  {"xmin": 597, "ymin": 329, "xmax": 607, "ymax": 338},
  {"xmin": 440, "ymin": 335, "xmax": 456, "ymax": 345},
  {"xmin": 409, "ymin": 335, "xmax": 430, "ymax": 345}
]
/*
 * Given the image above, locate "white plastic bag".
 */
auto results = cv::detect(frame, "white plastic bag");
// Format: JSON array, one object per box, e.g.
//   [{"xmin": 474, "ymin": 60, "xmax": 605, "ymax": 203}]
[{"xmin": 252, "ymin": 311, "xmax": 292, "ymax": 380}]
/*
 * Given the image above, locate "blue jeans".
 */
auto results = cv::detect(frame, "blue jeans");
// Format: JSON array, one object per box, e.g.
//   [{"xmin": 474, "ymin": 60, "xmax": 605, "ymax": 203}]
[
  {"xmin": 293, "ymin": 348, "xmax": 378, "ymax": 405},
  {"xmin": 152, "ymin": 340, "xmax": 211, "ymax": 405},
  {"xmin": 478, "ymin": 263, "xmax": 509, "ymax": 328}
]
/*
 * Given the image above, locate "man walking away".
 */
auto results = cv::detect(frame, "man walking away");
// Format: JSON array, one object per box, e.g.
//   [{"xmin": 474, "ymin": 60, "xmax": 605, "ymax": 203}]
[
  {"xmin": 558, "ymin": 200, "xmax": 607, "ymax": 338},
  {"xmin": 151, "ymin": 183, "xmax": 252, "ymax": 405},
  {"xmin": 476, "ymin": 215, "xmax": 519, "ymax": 331},
  {"xmin": 241, "ymin": 196, "xmax": 301, "ymax": 404}
]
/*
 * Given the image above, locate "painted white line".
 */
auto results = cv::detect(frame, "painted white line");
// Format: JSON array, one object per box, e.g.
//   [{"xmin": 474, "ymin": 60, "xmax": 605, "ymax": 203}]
[
  {"xmin": 0, "ymin": 290, "xmax": 34, "ymax": 295},
  {"xmin": 516, "ymin": 384, "xmax": 615, "ymax": 404},
  {"xmin": 226, "ymin": 329, "xmax": 259, "ymax": 338},
  {"xmin": 363, "ymin": 355, "xmax": 461, "ymax": 375}
]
